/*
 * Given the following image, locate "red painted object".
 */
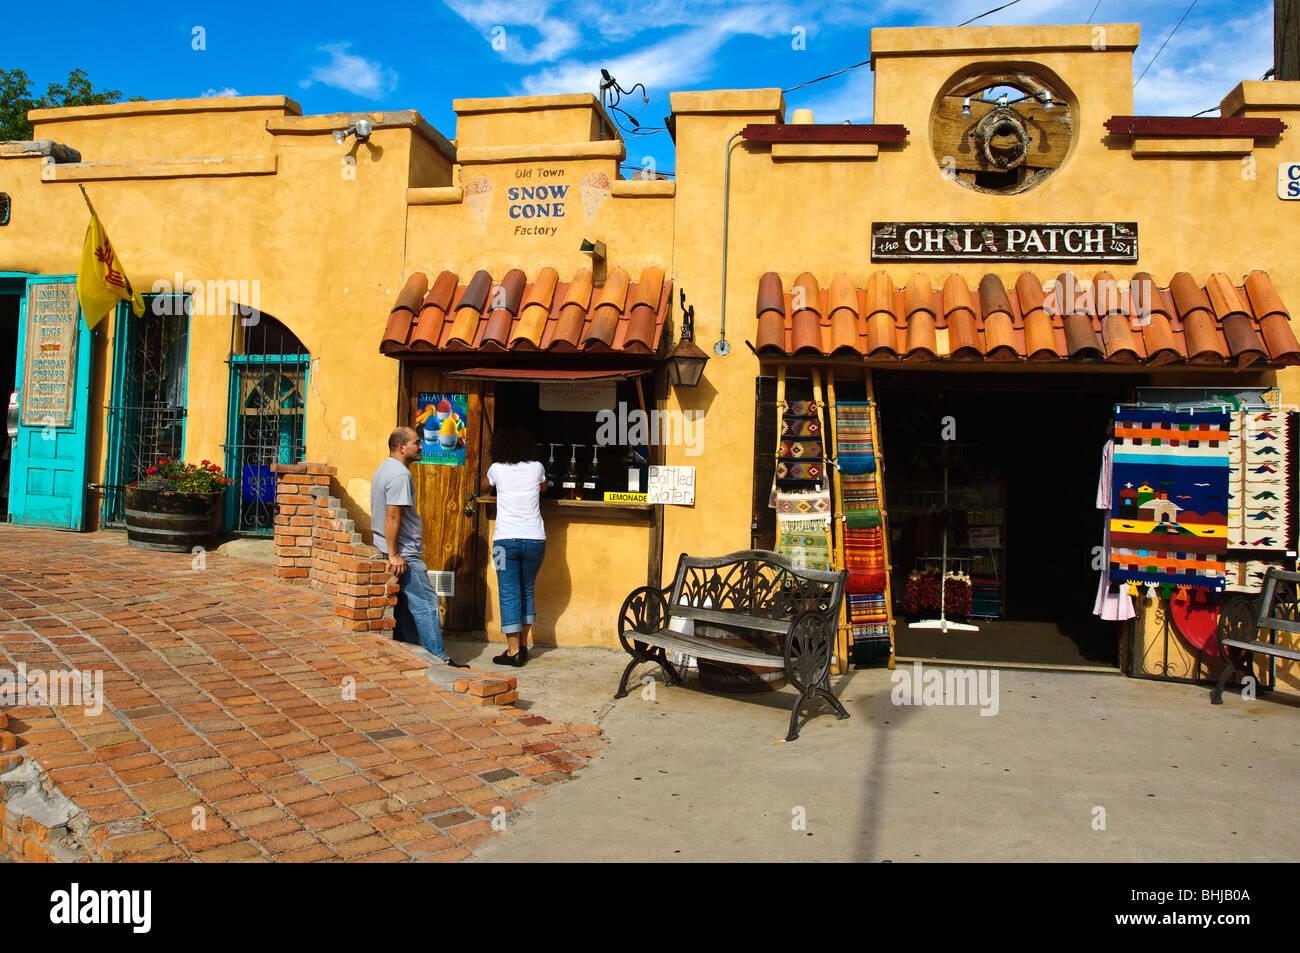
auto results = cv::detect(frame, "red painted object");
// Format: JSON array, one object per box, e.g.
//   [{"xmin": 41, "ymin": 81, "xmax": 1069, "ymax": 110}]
[
  {"xmin": 1104, "ymin": 116, "xmax": 1286, "ymax": 138},
  {"xmin": 741, "ymin": 123, "xmax": 909, "ymax": 143},
  {"xmin": 1168, "ymin": 589, "xmax": 1222, "ymax": 658}
]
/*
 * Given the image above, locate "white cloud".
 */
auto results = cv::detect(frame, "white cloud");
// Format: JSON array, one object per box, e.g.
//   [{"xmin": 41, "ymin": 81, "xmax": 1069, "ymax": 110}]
[
  {"xmin": 202, "ymin": 87, "xmax": 240, "ymax": 98},
  {"xmin": 303, "ymin": 43, "xmax": 397, "ymax": 99}
]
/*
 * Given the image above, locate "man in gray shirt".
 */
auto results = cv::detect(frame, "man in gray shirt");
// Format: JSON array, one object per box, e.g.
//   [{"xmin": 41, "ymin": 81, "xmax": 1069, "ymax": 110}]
[{"xmin": 371, "ymin": 426, "xmax": 465, "ymax": 667}]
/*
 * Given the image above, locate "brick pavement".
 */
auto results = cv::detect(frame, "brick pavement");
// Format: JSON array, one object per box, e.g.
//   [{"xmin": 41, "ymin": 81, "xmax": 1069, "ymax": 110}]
[{"xmin": 0, "ymin": 525, "xmax": 603, "ymax": 862}]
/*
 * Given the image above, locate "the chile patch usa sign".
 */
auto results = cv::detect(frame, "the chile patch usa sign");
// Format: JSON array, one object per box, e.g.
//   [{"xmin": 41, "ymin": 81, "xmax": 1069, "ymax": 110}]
[{"xmin": 871, "ymin": 222, "xmax": 1138, "ymax": 262}]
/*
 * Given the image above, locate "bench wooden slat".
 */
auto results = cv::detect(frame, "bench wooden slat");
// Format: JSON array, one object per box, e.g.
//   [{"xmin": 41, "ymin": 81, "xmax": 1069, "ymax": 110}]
[
  {"xmin": 1221, "ymin": 639, "xmax": 1300, "ymax": 662},
  {"xmin": 670, "ymin": 605, "xmax": 792, "ymax": 634},
  {"xmin": 627, "ymin": 629, "xmax": 786, "ymax": 667},
  {"xmin": 1256, "ymin": 617, "xmax": 1300, "ymax": 636}
]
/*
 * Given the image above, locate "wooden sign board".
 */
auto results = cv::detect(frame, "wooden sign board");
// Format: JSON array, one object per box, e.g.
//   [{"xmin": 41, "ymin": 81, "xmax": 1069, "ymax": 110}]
[
  {"xmin": 871, "ymin": 222, "xmax": 1137, "ymax": 262},
  {"xmin": 647, "ymin": 466, "xmax": 695, "ymax": 506},
  {"xmin": 538, "ymin": 380, "xmax": 615, "ymax": 413},
  {"xmin": 20, "ymin": 282, "xmax": 79, "ymax": 427}
]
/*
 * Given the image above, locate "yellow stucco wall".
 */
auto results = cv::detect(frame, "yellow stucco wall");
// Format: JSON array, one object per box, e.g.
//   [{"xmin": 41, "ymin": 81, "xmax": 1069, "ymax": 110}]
[{"xmin": 4, "ymin": 26, "xmax": 1299, "ymax": 680}]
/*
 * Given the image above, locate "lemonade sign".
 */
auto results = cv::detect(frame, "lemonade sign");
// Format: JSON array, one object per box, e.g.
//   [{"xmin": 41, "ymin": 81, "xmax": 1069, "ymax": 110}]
[{"xmin": 415, "ymin": 392, "xmax": 468, "ymax": 467}]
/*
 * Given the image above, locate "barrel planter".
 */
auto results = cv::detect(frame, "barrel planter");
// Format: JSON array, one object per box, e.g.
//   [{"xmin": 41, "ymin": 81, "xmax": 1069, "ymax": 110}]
[
  {"xmin": 124, "ymin": 486, "xmax": 223, "ymax": 552},
  {"xmin": 693, "ymin": 621, "xmax": 788, "ymax": 693}
]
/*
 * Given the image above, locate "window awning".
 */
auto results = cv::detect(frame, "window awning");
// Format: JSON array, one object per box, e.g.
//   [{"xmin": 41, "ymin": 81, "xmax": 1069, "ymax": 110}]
[
  {"xmin": 381, "ymin": 265, "xmax": 672, "ymax": 359},
  {"xmin": 752, "ymin": 269, "xmax": 1300, "ymax": 367},
  {"xmin": 446, "ymin": 367, "xmax": 651, "ymax": 383}
]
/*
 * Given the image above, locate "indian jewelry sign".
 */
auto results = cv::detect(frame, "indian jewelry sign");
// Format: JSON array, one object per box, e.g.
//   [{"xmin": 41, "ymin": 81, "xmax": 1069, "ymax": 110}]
[
  {"xmin": 21, "ymin": 282, "xmax": 79, "ymax": 427},
  {"xmin": 871, "ymin": 222, "xmax": 1138, "ymax": 262}
]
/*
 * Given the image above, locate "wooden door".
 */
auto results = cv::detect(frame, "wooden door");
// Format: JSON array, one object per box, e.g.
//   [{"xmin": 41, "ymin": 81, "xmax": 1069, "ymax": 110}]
[{"xmin": 399, "ymin": 364, "xmax": 489, "ymax": 633}]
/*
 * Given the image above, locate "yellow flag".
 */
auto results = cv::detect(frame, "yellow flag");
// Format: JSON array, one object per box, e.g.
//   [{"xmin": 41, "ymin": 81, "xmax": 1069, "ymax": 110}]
[{"xmin": 77, "ymin": 206, "xmax": 144, "ymax": 330}]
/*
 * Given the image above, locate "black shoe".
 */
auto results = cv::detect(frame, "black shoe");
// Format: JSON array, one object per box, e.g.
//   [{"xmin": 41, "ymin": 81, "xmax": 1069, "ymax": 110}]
[
  {"xmin": 444, "ymin": 657, "xmax": 470, "ymax": 669},
  {"xmin": 492, "ymin": 649, "xmax": 525, "ymax": 667},
  {"xmin": 519, "ymin": 646, "xmax": 529, "ymax": 665}
]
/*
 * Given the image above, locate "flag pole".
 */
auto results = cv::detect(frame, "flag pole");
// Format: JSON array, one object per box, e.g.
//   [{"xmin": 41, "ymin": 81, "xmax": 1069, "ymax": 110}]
[{"xmin": 78, "ymin": 183, "xmax": 96, "ymax": 216}]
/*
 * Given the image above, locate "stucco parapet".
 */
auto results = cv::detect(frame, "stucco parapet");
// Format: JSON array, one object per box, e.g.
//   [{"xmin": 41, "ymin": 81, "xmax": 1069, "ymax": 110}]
[
  {"xmin": 42, "ymin": 154, "xmax": 277, "ymax": 181},
  {"xmin": 0, "ymin": 140, "xmax": 80, "ymax": 162},
  {"xmin": 869, "ymin": 23, "xmax": 1140, "ymax": 63},
  {"xmin": 267, "ymin": 110, "xmax": 455, "ymax": 162},
  {"xmin": 1131, "ymin": 137, "xmax": 1254, "ymax": 157},
  {"xmin": 456, "ymin": 140, "xmax": 626, "ymax": 164},
  {"xmin": 454, "ymin": 93, "xmax": 601, "ymax": 113},
  {"xmin": 669, "ymin": 89, "xmax": 785, "ymax": 119},
  {"xmin": 29, "ymin": 95, "xmax": 301, "ymax": 123},
  {"xmin": 1221, "ymin": 80, "xmax": 1300, "ymax": 118},
  {"xmin": 408, "ymin": 186, "xmax": 464, "ymax": 205},
  {"xmin": 611, "ymin": 178, "xmax": 675, "ymax": 197}
]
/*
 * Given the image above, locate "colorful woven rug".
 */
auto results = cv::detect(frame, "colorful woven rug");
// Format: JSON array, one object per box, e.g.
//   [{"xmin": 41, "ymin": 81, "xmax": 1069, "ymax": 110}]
[
  {"xmin": 848, "ymin": 592, "xmax": 890, "ymax": 663},
  {"xmin": 1109, "ymin": 409, "xmax": 1230, "ymax": 592},
  {"xmin": 776, "ymin": 403, "xmax": 825, "ymax": 494},
  {"xmin": 777, "ymin": 517, "xmax": 832, "ymax": 571},
  {"xmin": 776, "ymin": 488, "xmax": 831, "ymax": 519},
  {"xmin": 843, "ymin": 526, "xmax": 886, "ymax": 592},
  {"xmin": 1224, "ymin": 410, "xmax": 1297, "ymax": 592}
]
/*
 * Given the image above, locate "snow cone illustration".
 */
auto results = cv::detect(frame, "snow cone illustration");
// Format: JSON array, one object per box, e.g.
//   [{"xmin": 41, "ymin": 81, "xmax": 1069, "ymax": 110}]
[
  {"xmin": 434, "ymin": 397, "xmax": 452, "ymax": 424},
  {"xmin": 466, "ymin": 176, "xmax": 493, "ymax": 229},
  {"xmin": 438, "ymin": 414, "xmax": 459, "ymax": 448}
]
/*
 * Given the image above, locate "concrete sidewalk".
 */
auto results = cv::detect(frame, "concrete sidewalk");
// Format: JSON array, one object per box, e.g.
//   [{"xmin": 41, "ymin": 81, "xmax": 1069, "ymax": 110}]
[{"xmin": 456, "ymin": 641, "xmax": 1300, "ymax": 862}]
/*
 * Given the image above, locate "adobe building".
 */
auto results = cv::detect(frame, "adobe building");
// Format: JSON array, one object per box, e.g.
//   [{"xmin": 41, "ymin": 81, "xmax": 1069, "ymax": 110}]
[{"xmin": 2, "ymin": 22, "xmax": 1298, "ymax": 695}]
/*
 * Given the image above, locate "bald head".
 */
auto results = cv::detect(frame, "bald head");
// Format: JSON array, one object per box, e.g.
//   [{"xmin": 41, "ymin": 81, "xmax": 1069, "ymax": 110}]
[{"xmin": 389, "ymin": 426, "xmax": 418, "ymax": 451}]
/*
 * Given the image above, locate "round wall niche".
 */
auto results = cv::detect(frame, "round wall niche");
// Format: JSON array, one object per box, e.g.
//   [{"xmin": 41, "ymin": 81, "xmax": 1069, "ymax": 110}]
[{"xmin": 931, "ymin": 68, "xmax": 1074, "ymax": 195}]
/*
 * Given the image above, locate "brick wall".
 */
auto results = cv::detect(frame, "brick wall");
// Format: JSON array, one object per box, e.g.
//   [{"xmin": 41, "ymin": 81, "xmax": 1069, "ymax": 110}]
[{"xmin": 271, "ymin": 463, "xmax": 397, "ymax": 633}]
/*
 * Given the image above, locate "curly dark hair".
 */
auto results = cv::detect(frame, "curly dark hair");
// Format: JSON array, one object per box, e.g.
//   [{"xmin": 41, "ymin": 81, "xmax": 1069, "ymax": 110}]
[{"xmin": 490, "ymin": 427, "xmax": 542, "ymax": 465}]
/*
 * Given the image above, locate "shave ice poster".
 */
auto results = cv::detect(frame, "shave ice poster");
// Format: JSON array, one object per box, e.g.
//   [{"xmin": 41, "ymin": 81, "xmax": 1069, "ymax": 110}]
[{"xmin": 415, "ymin": 392, "xmax": 468, "ymax": 466}]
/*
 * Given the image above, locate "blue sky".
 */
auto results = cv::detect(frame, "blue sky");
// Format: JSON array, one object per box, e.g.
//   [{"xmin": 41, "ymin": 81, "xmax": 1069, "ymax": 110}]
[{"xmin": 7, "ymin": 0, "xmax": 1276, "ymax": 176}]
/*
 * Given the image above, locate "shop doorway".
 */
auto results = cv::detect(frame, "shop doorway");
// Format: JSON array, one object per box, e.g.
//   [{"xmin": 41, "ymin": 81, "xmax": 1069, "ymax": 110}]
[
  {"xmin": 0, "ymin": 286, "xmax": 20, "ymax": 521},
  {"xmin": 876, "ymin": 372, "xmax": 1132, "ymax": 669},
  {"xmin": 101, "ymin": 296, "xmax": 190, "ymax": 526}
]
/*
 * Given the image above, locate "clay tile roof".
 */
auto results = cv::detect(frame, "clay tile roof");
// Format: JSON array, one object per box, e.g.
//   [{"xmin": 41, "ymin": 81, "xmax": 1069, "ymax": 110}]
[
  {"xmin": 381, "ymin": 265, "xmax": 672, "ymax": 358},
  {"xmin": 751, "ymin": 271, "xmax": 1300, "ymax": 367}
]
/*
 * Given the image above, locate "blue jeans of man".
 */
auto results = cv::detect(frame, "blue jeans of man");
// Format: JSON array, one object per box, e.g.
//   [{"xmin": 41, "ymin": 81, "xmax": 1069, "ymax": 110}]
[
  {"xmin": 495, "ymin": 538, "xmax": 546, "ymax": 634},
  {"xmin": 394, "ymin": 556, "xmax": 445, "ymax": 659}
]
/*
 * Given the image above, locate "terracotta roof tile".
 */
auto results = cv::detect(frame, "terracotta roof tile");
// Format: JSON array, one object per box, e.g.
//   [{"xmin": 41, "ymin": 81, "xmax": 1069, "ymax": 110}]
[
  {"xmin": 751, "ymin": 271, "xmax": 1300, "ymax": 367},
  {"xmin": 381, "ymin": 265, "xmax": 672, "ymax": 358}
]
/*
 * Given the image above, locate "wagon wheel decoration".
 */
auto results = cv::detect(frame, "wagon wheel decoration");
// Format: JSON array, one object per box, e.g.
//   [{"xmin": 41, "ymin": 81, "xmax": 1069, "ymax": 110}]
[
  {"xmin": 784, "ymin": 613, "xmax": 833, "ymax": 693},
  {"xmin": 975, "ymin": 107, "xmax": 1030, "ymax": 170},
  {"xmin": 617, "ymin": 586, "xmax": 669, "ymax": 657}
]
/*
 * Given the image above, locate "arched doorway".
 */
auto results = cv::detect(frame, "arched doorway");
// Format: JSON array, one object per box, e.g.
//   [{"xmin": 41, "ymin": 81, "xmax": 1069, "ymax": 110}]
[{"xmin": 224, "ymin": 310, "xmax": 308, "ymax": 533}]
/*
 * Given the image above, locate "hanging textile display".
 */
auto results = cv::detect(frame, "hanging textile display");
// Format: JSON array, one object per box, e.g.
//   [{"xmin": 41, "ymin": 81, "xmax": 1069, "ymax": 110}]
[
  {"xmin": 776, "ymin": 399, "xmax": 825, "ymax": 491},
  {"xmin": 847, "ymin": 592, "xmax": 890, "ymax": 663},
  {"xmin": 776, "ymin": 488, "xmax": 832, "ymax": 571},
  {"xmin": 842, "ymin": 525, "xmax": 886, "ymax": 593},
  {"xmin": 1092, "ymin": 437, "xmax": 1136, "ymax": 621},
  {"xmin": 1223, "ymin": 410, "xmax": 1297, "ymax": 592},
  {"xmin": 1109, "ymin": 409, "xmax": 1230, "ymax": 592}
]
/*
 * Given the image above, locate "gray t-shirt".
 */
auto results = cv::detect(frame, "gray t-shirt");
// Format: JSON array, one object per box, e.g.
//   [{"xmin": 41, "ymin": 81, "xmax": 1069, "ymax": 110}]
[{"xmin": 370, "ymin": 457, "xmax": 422, "ymax": 557}]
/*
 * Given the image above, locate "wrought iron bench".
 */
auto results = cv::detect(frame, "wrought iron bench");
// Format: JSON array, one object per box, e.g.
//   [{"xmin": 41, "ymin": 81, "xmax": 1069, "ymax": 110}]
[
  {"xmin": 615, "ymin": 550, "xmax": 849, "ymax": 741},
  {"xmin": 1212, "ymin": 567, "xmax": 1300, "ymax": 705}
]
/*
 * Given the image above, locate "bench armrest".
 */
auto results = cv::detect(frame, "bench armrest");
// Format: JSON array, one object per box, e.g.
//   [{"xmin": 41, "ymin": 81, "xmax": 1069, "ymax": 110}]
[
  {"xmin": 618, "ymin": 586, "xmax": 672, "ymax": 653},
  {"xmin": 783, "ymin": 610, "xmax": 835, "ymax": 691}
]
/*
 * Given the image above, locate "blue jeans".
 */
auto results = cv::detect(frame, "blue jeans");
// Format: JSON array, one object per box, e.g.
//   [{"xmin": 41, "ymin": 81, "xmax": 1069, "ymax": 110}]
[
  {"xmin": 495, "ymin": 538, "xmax": 546, "ymax": 634},
  {"xmin": 394, "ymin": 556, "xmax": 445, "ymax": 659}
]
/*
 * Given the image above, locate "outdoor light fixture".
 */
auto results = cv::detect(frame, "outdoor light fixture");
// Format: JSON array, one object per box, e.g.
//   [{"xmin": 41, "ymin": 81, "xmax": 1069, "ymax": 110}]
[
  {"xmin": 332, "ymin": 119, "xmax": 373, "ymax": 145},
  {"xmin": 579, "ymin": 238, "xmax": 607, "ymax": 260},
  {"xmin": 959, "ymin": 97, "xmax": 972, "ymax": 118},
  {"xmin": 666, "ymin": 289, "xmax": 709, "ymax": 387},
  {"xmin": 1041, "ymin": 94, "xmax": 1054, "ymax": 111}
]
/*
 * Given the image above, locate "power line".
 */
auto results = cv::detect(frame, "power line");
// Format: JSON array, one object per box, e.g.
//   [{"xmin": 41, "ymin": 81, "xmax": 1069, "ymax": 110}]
[
  {"xmin": 1086, "ymin": 1, "xmax": 1103, "ymax": 24},
  {"xmin": 783, "ymin": 60, "xmax": 870, "ymax": 94},
  {"xmin": 1134, "ymin": 0, "xmax": 1198, "ymax": 88},
  {"xmin": 781, "ymin": 0, "xmax": 1024, "ymax": 95},
  {"xmin": 957, "ymin": 0, "xmax": 1022, "ymax": 27}
]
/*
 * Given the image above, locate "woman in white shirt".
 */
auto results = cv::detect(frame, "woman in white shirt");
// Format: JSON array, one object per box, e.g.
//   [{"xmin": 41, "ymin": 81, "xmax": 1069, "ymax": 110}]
[{"xmin": 487, "ymin": 428, "xmax": 547, "ymax": 667}]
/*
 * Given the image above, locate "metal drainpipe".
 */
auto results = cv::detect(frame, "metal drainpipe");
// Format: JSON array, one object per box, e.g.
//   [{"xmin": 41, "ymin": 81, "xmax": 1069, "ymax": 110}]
[{"xmin": 715, "ymin": 131, "xmax": 743, "ymax": 357}]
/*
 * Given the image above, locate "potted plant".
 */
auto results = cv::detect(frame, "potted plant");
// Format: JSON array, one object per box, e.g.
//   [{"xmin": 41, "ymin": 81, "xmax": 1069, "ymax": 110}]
[{"xmin": 124, "ymin": 458, "xmax": 232, "ymax": 552}]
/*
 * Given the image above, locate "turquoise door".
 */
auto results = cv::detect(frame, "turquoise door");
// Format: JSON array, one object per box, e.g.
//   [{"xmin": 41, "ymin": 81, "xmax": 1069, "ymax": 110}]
[{"xmin": 9, "ymin": 275, "xmax": 93, "ymax": 530}]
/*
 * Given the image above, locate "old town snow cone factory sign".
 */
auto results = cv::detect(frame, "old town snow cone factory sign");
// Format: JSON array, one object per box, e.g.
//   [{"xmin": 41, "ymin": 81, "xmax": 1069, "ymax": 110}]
[
  {"xmin": 21, "ymin": 281, "xmax": 78, "ymax": 427},
  {"xmin": 872, "ymin": 222, "xmax": 1138, "ymax": 262}
]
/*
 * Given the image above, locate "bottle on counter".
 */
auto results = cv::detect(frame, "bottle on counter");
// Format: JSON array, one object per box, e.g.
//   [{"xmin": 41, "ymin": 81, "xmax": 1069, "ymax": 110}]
[
  {"xmin": 622, "ymin": 446, "xmax": 648, "ymax": 493},
  {"xmin": 545, "ymin": 443, "xmax": 562, "ymax": 498},
  {"xmin": 583, "ymin": 445, "xmax": 601, "ymax": 501},
  {"xmin": 562, "ymin": 444, "xmax": 580, "ymax": 500}
]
